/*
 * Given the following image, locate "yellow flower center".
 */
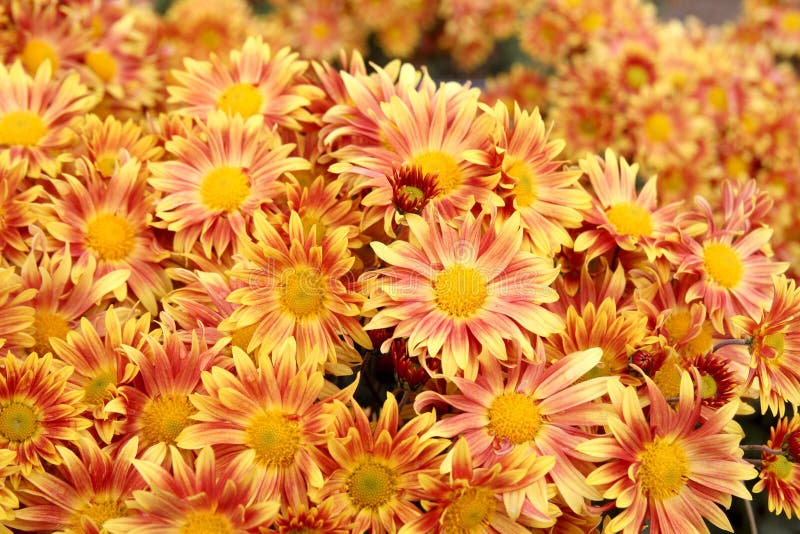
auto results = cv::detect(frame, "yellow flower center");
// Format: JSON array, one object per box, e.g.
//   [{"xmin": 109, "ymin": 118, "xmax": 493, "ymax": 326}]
[
  {"xmin": 0, "ymin": 111, "xmax": 47, "ymax": 147},
  {"xmin": 217, "ymin": 83, "xmax": 264, "ymax": 119},
  {"xmin": 85, "ymin": 49, "xmax": 118, "ymax": 83},
  {"xmin": 644, "ymin": 112, "xmax": 673, "ymax": 143},
  {"xmin": 96, "ymin": 153, "xmax": 119, "ymax": 177},
  {"xmin": 83, "ymin": 369, "xmax": 117, "ymax": 406},
  {"xmin": 780, "ymin": 10, "xmax": 800, "ymax": 33},
  {"xmin": 410, "ymin": 151, "xmax": 462, "ymax": 196},
  {"xmin": 767, "ymin": 455, "xmax": 793, "ymax": 480},
  {"xmin": 311, "ymin": 21, "xmax": 330, "ymax": 40},
  {"xmin": 700, "ymin": 373, "xmax": 717, "ymax": 399},
  {"xmin": 200, "ymin": 166, "xmax": 251, "ymax": 212},
  {"xmin": 180, "ymin": 511, "xmax": 234, "ymax": 534},
  {"xmin": 724, "ymin": 154, "xmax": 748, "ymax": 178},
  {"xmin": 199, "ymin": 29, "xmax": 222, "ymax": 51},
  {"xmin": 245, "ymin": 411, "xmax": 301, "ymax": 467},
  {"xmin": 442, "ymin": 487, "xmax": 496, "ymax": 532},
  {"xmin": 653, "ymin": 359, "xmax": 682, "ymax": 399},
  {"xmin": 702, "ymin": 242, "xmax": 743, "ymax": 289},
  {"xmin": 625, "ymin": 65, "xmax": 650, "ymax": 90},
  {"xmin": 21, "ymin": 38, "xmax": 60, "ymax": 73},
  {"xmin": 140, "ymin": 395, "xmax": 195, "ymax": 446},
  {"xmin": 85, "ymin": 213, "xmax": 136, "ymax": 262},
  {"xmin": 638, "ymin": 438, "xmax": 689, "ymax": 500},
  {"xmin": 346, "ymin": 459, "xmax": 398, "ymax": 509},
  {"xmin": 229, "ymin": 323, "xmax": 258, "ymax": 353},
  {"xmin": 707, "ymin": 86, "xmax": 728, "ymax": 112},
  {"xmin": 78, "ymin": 498, "xmax": 128, "ymax": 528},
  {"xmin": 32, "ymin": 310, "xmax": 71, "ymax": 355},
  {"xmin": 762, "ymin": 332, "xmax": 786, "ymax": 364},
  {"xmin": 487, "ymin": 392, "xmax": 542, "ymax": 444},
  {"xmin": 433, "ymin": 264, "xmax": 487, "ymax": 319},
  {"xmin": 663, "ymin": 311, "xmax": 713, "ymax": 356},
  {"xmin": 279, "ymin": 267, "xmax": 326, "ymax": 319},
  {"xmin": 301, "ymin": 213, "xmax": 327, "ymax": 243},
  {"xmin": 0, "ymin": 402, "xmax": 39, "ymax": 442},
  {"xmin": 506, "ymin": 158, "xmax": 537, "ymax": 208},
  {"xmin": 605, "ymin": 202, "xmax": 653, "ymax": 237},
  {"xmin": 579, "ymin": 11, "xmax": 604, "ymax": 32}
]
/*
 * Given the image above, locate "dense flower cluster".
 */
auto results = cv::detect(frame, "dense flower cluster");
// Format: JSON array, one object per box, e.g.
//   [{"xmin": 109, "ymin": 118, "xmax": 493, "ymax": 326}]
[{"xmin": 0, "ymin": 1, "xmax": 798, "ymax": 533}]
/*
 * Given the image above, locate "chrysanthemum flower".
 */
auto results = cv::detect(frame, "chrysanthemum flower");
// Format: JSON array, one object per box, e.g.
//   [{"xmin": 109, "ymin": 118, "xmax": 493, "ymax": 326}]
[
  {"xmin": 0, "ymin": 351, "xmax": 89, "ymax": 475},
  {"xmin": 105, "ymin": 446, "xmax": 279, "ymax": 534},
  {"xmin": 176, "ymin": 340, "xmax": 355, "ymax": 508},
  {"xmin": 0, "ymin": 447, "xmax": 18, "ymax": 525},
  {"xmin": 731, "ymin": 275, "xmax": 800, "ymax": 415},
  {"xmin": 0, "ymin": 154, "xmax": 41, "ymax": 266},
  {"xmin": 268, "ymin": 496, "xmax": 350, "ymax": 534},
  {"xmin": 0, "ymin": 61, "xmax": 97, "ymax": 178},
  {"xmin": 482, "ymin": 102, "xmax": 590, "ymax": 257},
  {"xmin": 168, "ymin": 35, "xmax": 322, "ymax": 129},
  {"xmin": 398, "ymin": 438, "xmax": 556, "ymax": 533},
  {"xmin": 222, "ymin": 210, "xmax": 369, "ymax": 363},
  {"xmin": 163, "ymin": 0, "xmax": 254, "ymax": 61},
  {"xmin": 753, "ymin": 416, "xmax": 800, "ymax": 518},
  {"xmin": 577, "ymin": 372, "xmax": 757, "ymax": 534},
  {"xmin": 316, "ymin": 394, "xmax": 448, "ymax": 533},
  {"xmin": 15, "ymin": 248, "xmax": 129, "ymax": 357},
  {"xmin": 150, "ymin": 112, "xmax": 308, "ymax": 258},
  {"xmin": 416, "ymin": 348, "xmax": 610, "ymax": 515},
  {"xmin": 0, "ymin": 266, "xmax": 35, "ymax": 353},
  {"xmin": 283, "ymin": 0, "xmax": 366, "ymax": 62},
  {"xmin": 11, "ymin": 437, "xmax": 145, "ymax": 532},
  {"xmin": 50, "ymin": 309, "xmax": 149, "ymax": 444},
  {"xmin": 106, "ymin": 329, "xmax": 220, "ymax": 465},
  {"xmin": 574, "ymin": 148, "xmax": 681, "ymax": 262},
  {"xmin": 366, "ymin": 209, "xmax": 563, "ymax": 378},
  {"xmin": 46, "ymin": 157, "xmax": 171, "ymax": 315}
]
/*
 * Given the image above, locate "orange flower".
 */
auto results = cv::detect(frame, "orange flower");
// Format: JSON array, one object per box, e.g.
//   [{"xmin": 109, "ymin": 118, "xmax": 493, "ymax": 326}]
[
  {"xmin": 753, "ymin": 416, "xmax": 800, "ymax": 519},
  {"xmin": 150, "ymin": 112, "xmax": 308, "ymax": 258},
  {"xmin": 72, "ymin": 114, "xmax": 163, "ymax": 178},
  {"xmin": 0, "ymin": 61, "xmax": 97, "ymax": 178},
  {"xmin": 0, "ymin": 266, "xmax": 35, "ymax": 353},
  {"xmin": 0, "ymin": 154, "xmax": 41, "ymax": 266},
  {"xmin": 366, "ymin": 209, "xmax": 563, "ymax": 378},
  {"xmin": 11, "ymin": 437, "xmax": 145, "ymax": 532},
  {"xmin": 0, "ymin": 352, "xmax": 89, "ymax": 475},
  {"xmin": 268, "ymin": 496, "xmax": 351, "ymax": 534},
  {"xmin": 316, "ymin": 394, "xmax": 448, "ymax": 533},
  {"xmin": 578, "ymin": 372, "xmax": 756, "ymax": 534}
]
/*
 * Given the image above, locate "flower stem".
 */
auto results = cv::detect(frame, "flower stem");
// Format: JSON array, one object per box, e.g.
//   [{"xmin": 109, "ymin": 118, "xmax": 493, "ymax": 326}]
[
  {"xmin": 713, "ymin": 338, "xmax": 752, "ymax": 352},
  {"xmin": 740, "ymin": 444, "xmax": 783, "ymax": 455},
  {"xmin": 744, "ymin": 497, "xmax": 758, "ymax": 534}
]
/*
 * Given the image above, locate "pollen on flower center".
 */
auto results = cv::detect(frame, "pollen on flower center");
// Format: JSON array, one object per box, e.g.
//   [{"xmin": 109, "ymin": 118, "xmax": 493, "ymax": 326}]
[
  {"xmin": 199, "ymin": 29, "xmax": 222, "ymax": 51},
  {"xmin": 410, "ymin": 150, "xmax": 462, "ymax": 196},
  {"xmin": 85, "ymin": 49, "xmax": 118, "ymax": 83},
  {"xmin": 140, "ymin": 395, "xmax": 195, "ymax": 445},
  {"xmin": 702, "ymin": 242, "xmax": 743, "ymax": 289},
  {"xmin": 79, "ymin": 498, "xmax": 128, "ymax": 527},
  {"xmin": 487, "ymin": 392, "xmax": 542, "ymax": 444},
  {"xmin": 780, "ymin": 10, "xmax": 800, "ymax": 32},
  {"xmin": 707, "ymin": 86, "xmax": 728, "ymax": 112},
  {"xmin": 83, "ymin": 369, "xmax": 117, "ymax": 406},
  {"xmin": 766, "ymin": 455, "xmax": 793, "ymax": 480},
  {"xmin": 279, "ymin": 267, "xmax": 326, "ymax": 318},
  {"xmin": 245, "ymin": 410, "xmax": 301, "ymax": 467},
  {"xmin": 506, "ymin": 158, "xmax": 538, "ymax": 208},
  {"xmin": 433, "ymin": 264, "xmax": 488, "ymax": 318},
  {"xmin": 200, "ymin": 166, "xmax": 251, "ymax": 212},
  {"xmin": 644, "ymin": 112, "xmax": 673, "ymax": 143},
  {"xmin": 0, "ymin": 402, "xmax": 39, "ymax": 442},
  {"xmin": 346, "ymin": 459, "xmax": 398, "ymax": 509},
  {"xmin": 217, "ymin": 83, "xmax": 264, "ymax": 119},
  {"xmin": 763, "ymin": 331, "xmax": 786, "ymax": 360},
  {"xmin": 442, "ymin": 487, "xmax": 496, "ymax": 531},
  {"xmin": 180, "ymin": 510, "xmax": 234, "ymax": 534},
  {"xmin": 32, "ymin": 310, "xmax": 71, "ymax": 355},
  {"xmin": 700, "ymin": 374, "xmax": 718, "ymax": 399},
  {"xmin": 625, "ymin": 65, "xmax": 650, "ymax": 90},
  {"xmin": 638, "ymin": 437, "xmax": 689, "ymax": 500},
  {"xmin": 85, "ymin": 213, "xmax": 136, "ymax": 262},
  {"xmin": 605, "ymin": 202, "xmax": 653, "ymax": 237},
  {"xmin": 0, "ymin": 110, "xmax": 47, "ymax": 147},
  {"xmin": 311, "ymin": 21, "xmax": 330, "ymax": 40},
  {"xmin": 21, "ymin": 38, "xmax": 60, "ymax": 73}
]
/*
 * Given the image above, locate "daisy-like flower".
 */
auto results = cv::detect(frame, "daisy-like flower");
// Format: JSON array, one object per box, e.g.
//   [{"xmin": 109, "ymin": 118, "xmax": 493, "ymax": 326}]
[
  {"xmin": 0, "ymin": 61, "xmax": 97, "ymax": 178},
  {"xmin": 0, "ymin": 266, "xmax": 35, "ymax": 352},
  {"xmin": 0, "ymin": 448, "xmax": 18, "ymax": 525},
  {"xmin": 315, "ymin": 394, "xmax": 449, "ymax": 533},
  {"xmin": 483, "ymin": 102, "xmax": 591, "ymax": 257},
  {"xmin": 150, "ymin": 111, "xmax": 309, "ymax": 258},
  {"xmin": 577, "ymin": 371, "xmax": 757, "ymax": 534},
  {"xmin": 398, "ymin": 438, "xmax": 556, "ymax": 533},
  {"xmin": 50, "ymin": 309, "xmax": 149, "ymax": 444},
  {"xmin": 46, "ymin": 157, "xmax": 171, "ymax": 315},
  {"xmin": 753, "ymin": 416, "xmax": 800, "ymax": 518},
  {"xmin": 0, "ymin": 351, "xmax": 89, "ymax": 475},
  {"xmin": 168, "ymin": 35, "xmax": 322, "ymax": 129},
  {"xmin": 106, "ymin": 328, "xmax": 220, "ymax": 465},
  {"xmin": 0, "ymin": 154, "xmax": 41, "ymax": 266},
  {"xmin": 366, "ymin": 209, "xmax": 563, "ymax": 378},
  {"xmin": 222, "ymin": 210, "xmax": 370, "ymax": 363},
  {"xmin": 731, "ymin": 275, "xmax": 800, "ymax": 415},
  {"xmin": 177, "ymin": 340, "xmax": 356, "ymax": 509},
  {"xmin": 11, "ymin": 437, "xmax": 145, "ymax": 532},
  {"xmin": 105, "ymin": 446, "xmax": 279, "ymax": 534},
  {"xmin": 416, "ymin": 348, "xmax": 610, "ymax": 516},
  {"xmin": 283, "ymin": 0, "xmax": 366, "ymax": 62},
  {"xmin": 163, "ymin": 0, "xmax": 253, "ymax": 61},
  {"xmin": 268, "ymin": 496, "xmax": 350, "ymax": 534},
  {"xmin": 574, "ymin": 148, "xmax": 681, "ymax": 262}
]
